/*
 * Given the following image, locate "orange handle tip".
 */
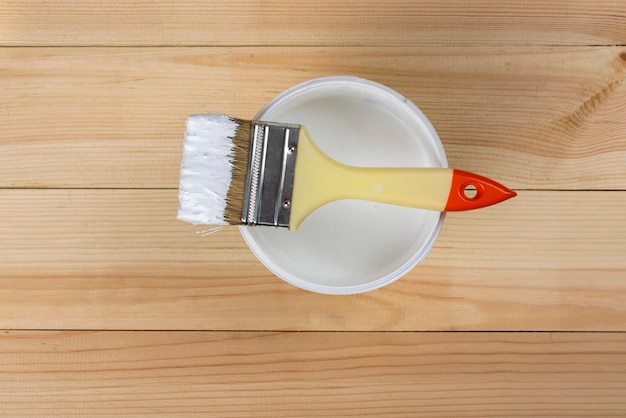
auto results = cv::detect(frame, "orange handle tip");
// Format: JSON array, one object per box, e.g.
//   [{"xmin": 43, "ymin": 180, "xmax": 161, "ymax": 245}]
[{"xmin": 444, "ymin": 169, "xmax": 517, "ymax": 211}]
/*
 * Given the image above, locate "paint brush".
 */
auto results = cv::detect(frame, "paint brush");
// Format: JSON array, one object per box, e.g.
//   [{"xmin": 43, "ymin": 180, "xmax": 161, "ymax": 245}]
[{"xmin": 178, "ymin": 113, "xmax": 516, "ymax": 230}]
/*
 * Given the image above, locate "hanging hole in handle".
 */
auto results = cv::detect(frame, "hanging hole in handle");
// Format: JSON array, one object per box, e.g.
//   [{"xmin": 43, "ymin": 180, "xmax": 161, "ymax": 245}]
[{"xmin": 462, "ymin": 183, "xmax": 480, "ymax": 200}]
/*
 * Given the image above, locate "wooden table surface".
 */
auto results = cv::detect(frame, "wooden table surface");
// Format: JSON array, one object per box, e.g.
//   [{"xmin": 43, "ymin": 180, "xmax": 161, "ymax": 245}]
[{"xmin": 2, "ymin": 1, "xmax": 626, "ymax": 416}]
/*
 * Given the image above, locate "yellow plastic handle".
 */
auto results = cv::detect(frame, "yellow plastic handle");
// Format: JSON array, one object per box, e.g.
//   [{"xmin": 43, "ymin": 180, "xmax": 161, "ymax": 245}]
[{"xmin": 290, "ymin": 128, "xmax": 451, "ymax": 230}]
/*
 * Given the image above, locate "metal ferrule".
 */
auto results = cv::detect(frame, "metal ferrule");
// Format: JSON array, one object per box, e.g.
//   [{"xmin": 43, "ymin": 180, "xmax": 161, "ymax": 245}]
[{"xmin": 241, "ymin": 121, "xmax": 300, "ymax": 228}]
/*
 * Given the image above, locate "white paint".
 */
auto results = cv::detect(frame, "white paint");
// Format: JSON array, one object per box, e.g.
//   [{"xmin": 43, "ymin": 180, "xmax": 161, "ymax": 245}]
[
  {"xmin": 239, "ymin": 76, "xmax": 448, "ymax": 295},
  {"xmin": 177, "ymin": 113, "xmax": 237, "ymax": 225}
]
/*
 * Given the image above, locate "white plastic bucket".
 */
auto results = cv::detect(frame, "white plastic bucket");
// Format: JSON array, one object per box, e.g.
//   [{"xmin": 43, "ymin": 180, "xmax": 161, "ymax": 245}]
[{"xmin": 240, "ymin": 76, "xmax": 447, "ymax": 294}]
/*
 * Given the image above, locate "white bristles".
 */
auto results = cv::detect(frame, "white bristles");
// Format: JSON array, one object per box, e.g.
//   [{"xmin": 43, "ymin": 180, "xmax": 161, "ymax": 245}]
[{"xmin": 177, "ymin": 114, "xmax": 237, "ymax": 225}]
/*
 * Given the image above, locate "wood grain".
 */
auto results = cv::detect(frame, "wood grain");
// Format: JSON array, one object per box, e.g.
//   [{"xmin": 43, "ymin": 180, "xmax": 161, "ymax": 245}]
[
  {"xmin": 1, "ymin": 0, "xmax": 626, "ymax": 47},
  {"xmin": 1, "ymin": 189, "xmax": 624, "ymax": 331},
  {"xmin": 1, "ymin": 46, "xmax": 625, "ymax": 189},
  {"xmin": 2, "ymin": 1, "xmax": 626, "ymax": 415},
  {"xmin": 1, "ymin": 331, "xmax": 625, "ymax": 417}
]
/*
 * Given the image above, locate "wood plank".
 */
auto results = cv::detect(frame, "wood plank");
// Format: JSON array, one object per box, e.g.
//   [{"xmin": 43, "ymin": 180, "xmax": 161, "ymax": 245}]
[
  {"xmin": 1, "ymin": 189, "xmax": 624, "ymax": 331},
  {"xmin": 1, "ymin": 331, "xmax": 625, "ymax": 417},
  {"xmin": 1, "ymin": 46, "xmax": 626, "ymax": 190},
  {"xmin": 1, "ymin": 0, "xmax": 626, "ymax": 47}
]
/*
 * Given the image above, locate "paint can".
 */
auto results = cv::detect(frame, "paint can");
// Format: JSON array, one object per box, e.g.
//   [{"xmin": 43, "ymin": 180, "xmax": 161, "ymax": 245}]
[{"xmin": 240, "ymin": 76, "xmax": 447, "ymax": 294}]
